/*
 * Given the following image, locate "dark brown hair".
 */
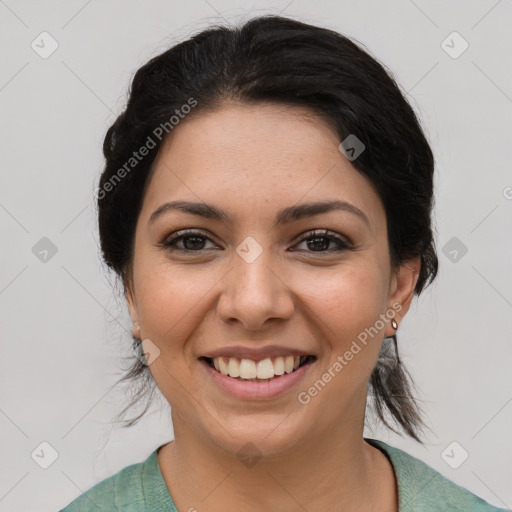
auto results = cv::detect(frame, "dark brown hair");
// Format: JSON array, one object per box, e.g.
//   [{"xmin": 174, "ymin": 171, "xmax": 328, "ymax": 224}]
[{"xmin": 98, "ymin": 15, "xmax": 438, "ymax": 442}]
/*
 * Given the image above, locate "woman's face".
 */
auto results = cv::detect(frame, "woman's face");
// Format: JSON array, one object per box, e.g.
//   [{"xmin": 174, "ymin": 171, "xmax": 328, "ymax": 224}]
[{"xmin": 126, "ymin": 102, "xmax": 418, "ymax": 456}]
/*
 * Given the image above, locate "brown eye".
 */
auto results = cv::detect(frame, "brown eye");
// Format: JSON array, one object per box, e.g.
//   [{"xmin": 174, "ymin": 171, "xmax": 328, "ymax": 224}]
[
  {"xmin": 292, "ymin": 229, "xmax": 352, "ymax": 253},
  {"xmin": 162, "ymin": 229, "xmax": 218, "ymax": 252}
]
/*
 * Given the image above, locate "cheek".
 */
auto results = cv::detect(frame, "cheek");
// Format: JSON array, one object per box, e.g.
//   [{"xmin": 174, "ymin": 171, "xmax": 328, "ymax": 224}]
[
  {"xmin": 134, "ymin": 260, "xmax": 219, "ymax": 351},
  {"xmin": 133, "ymin": 263, "xmax": 214, "ymax": 399},
  {"xmin": 302, "ymin": 262, "xmax": 389, "ymax": 354}
]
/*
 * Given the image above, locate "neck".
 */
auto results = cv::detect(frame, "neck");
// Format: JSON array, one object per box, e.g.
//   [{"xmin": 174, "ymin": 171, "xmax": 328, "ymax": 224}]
[{"xmin": 157, "ymin": 414, "xmax": 397, "ymax": 512}]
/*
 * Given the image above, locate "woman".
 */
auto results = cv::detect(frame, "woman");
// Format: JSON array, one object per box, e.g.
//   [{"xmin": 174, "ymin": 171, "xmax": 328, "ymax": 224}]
[{"xmin": 59, "ymin": 15, "xmax": 505, "ymax": 512}]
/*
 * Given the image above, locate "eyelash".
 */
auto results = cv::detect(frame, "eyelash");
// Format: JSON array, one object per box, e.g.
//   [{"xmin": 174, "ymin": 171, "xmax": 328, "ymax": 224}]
[{"xmin": 160, "ymin": 228, "xmax": 352, "ymax": 254}]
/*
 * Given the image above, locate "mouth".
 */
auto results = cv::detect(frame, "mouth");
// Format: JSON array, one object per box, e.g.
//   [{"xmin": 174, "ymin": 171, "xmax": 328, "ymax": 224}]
[{"xmin": 199, "ymin": 355, "xmax": 316, "ymax": 382}]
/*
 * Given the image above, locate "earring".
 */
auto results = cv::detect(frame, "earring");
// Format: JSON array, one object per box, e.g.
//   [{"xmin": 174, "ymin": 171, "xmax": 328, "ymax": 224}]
[
  {"xmin": 134, "ymin": 323, "xmax": 140, "ymax": 332},
  {"xmin": 389, "ymin": 318, "xmax": 400, "ymax": 365}
]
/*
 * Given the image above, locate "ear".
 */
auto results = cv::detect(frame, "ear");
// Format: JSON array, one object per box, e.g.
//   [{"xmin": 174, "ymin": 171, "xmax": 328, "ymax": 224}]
[
  {"xmin": 385, "ymin": 256, "xmax": 421, "ymax": 337},
  {"xmin": 125, "ymin": 281, "xmax": 140, "ymax": 339}
]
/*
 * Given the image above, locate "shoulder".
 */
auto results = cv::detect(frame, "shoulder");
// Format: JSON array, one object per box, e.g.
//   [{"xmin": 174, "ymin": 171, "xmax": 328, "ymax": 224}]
[
  {"xmin": 366, "ymin": 438, "xmax": 508, "ymax": 512},
  {"xmin": 58, "ymin": 450, "xmax": 156, "ymax": 512}
]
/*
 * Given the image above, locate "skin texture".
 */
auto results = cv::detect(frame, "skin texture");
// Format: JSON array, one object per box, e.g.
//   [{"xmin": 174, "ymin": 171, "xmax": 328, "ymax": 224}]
[{"xmin": 126, "ymin": 102, "xmax": 420, "ymax": 511}]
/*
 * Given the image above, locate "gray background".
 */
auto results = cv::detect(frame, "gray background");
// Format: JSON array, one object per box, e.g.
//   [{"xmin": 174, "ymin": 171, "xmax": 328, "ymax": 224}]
[{"xmin": 1, "ymin": 1, "xmax": 511, "ymax": 510}]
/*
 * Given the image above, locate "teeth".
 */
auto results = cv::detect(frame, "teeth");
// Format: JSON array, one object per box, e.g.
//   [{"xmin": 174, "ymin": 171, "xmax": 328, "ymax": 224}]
[
  {"xmin": 210, "ymin": 355, "xmax": 309, "ymax": 380},
  {"xmin": 256, "ymin": 358, "xmax": 274, "ymax": 379},
  {"xmin": 284, "ymin": 355, "xmax": 294, "ymax": 374},
  {"xmin": 274, "ymin": 356, "xmax": 285, "ymax": 375},
  {"xmin": 239, "ymin": 358, "xmax": 257, "ymax": 379},
  {"xmin": 218, "ymin": 357, "xmax": 229, "ymax": 376},
  {"xmin": 228, "ymin": 357, "xmax": 240, "ymax": 378}
]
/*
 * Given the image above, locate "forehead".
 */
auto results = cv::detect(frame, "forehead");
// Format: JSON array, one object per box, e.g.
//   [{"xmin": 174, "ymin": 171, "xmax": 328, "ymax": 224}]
[
  {"xmin": 141, "ymin": 102, "xmax": 385, "ymax": 228},
  {"xmin": 155, "ymin": 101, "xmax": 340, "ymax": 170}
]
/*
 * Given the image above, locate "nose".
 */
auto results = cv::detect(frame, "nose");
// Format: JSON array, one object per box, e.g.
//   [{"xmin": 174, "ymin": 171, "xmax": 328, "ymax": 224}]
[{"xmin": 216, "ymin": 248, "xmax": 295, "ymax": 331}]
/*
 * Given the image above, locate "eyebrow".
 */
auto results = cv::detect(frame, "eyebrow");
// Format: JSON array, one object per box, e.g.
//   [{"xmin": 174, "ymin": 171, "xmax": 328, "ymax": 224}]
[{"xmin": 149, "ymin": 199, "xmax": 370, "ymax": 227}]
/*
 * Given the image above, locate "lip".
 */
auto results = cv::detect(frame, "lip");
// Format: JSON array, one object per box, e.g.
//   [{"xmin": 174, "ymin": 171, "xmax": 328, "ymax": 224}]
[
  {"xmin": 199, "ymin": 357, "xmax": 316, "ymax": 400},
  {"xmin": 201, "ymin": 345, "xmax": 314, "ymax": 361}
]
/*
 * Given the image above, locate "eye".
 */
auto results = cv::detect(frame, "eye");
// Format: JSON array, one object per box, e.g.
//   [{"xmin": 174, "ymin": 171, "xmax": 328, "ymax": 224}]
[
  {"xmin": 291, "ymin": 229, "xmax": 352, "ymax": 253},
  {"xmin": 161, "ymin": 229, "xmax": 219, "ymax": 252},
  {"xmin": 160, "ymin": 228, "xmax": 352, "ymax": 254}
]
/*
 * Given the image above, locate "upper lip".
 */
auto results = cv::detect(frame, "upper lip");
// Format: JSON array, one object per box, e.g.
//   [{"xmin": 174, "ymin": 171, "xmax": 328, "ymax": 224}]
[{"xmin": 200, "ymin": 345, "xmax": 315, "ymax": 361}]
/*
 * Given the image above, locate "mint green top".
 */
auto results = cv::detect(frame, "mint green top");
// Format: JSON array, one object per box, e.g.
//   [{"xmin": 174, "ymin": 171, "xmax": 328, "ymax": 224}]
[{"xmin": 59, "ymin": 438, "xmax": 507, "ymax": 511}]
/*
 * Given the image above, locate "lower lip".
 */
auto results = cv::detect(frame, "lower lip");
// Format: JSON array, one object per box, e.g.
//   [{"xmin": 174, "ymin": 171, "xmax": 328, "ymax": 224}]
[{"xmin": 199, "ymin": 358, "xmax": 315, "ymax": 400}]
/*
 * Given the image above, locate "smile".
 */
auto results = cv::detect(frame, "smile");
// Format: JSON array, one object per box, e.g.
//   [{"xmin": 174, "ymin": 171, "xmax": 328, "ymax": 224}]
[{"xmin": 202, "ymin": 355, "xmax": 316, "ymax": 381}]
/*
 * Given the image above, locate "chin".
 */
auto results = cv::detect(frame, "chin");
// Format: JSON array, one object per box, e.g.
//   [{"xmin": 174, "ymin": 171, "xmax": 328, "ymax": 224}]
[{"xmin": 202, "ymin": 414, "xmax": 310, "ymax": 461}]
